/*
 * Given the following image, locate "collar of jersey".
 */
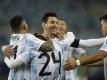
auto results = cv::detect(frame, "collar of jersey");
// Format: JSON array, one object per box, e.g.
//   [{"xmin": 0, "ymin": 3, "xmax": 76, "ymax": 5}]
[{"xmin": 11, "ymin": 34, "xmax": 25, "ymax": 41}]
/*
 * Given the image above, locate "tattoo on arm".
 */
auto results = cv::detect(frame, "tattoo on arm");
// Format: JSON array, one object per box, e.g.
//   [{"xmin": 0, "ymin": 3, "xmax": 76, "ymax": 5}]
[{"xmin": 39, "ymin": 39, "xmax": 54, "ymax": 52}]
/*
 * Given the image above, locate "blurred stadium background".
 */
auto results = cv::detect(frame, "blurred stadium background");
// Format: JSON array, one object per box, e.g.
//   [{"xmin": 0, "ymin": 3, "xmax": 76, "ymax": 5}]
[{"xmin": 0, "ymin": 0, "xmax": 107, "ymax": 80}]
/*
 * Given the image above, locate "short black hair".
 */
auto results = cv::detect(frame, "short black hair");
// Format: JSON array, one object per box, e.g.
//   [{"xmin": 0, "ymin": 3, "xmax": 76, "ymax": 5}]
[
  {"xmin": 100, "ymin": 14, "xmax": 107, "ymax": 21},
  {"xmin": 41, "ymin": 12, "xmax": 57, "ymax": 23},
  {"xmin": 10, "ymin": 15, "xmax": 24, "ymax": 33}
]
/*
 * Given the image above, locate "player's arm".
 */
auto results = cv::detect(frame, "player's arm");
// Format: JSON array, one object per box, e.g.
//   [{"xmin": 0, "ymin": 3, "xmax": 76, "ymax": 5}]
[
  {"xmin": 78, "ymin": 50, "xmax": 106, "ymax": 65},
  {"xmin": 4, "ymin": 50, "xmax": 32, "ymax": 68},
  {"xmin": 71, "ymin": 38, "xmax": 105, "ymax": 48},
  {"xmin": 65, "ymin": 32, "xmax": 105, "ymax": 48},
  {"xmin": 79, "ymin": 53, "xmax": 104, "ymax": 67},
  {"xmin": 39, "ymin": 36, "xmax": 54, "ymax": 52},
  {"xmin": 64, "ymin": 50, "xmax": 106, "ymax": 70},
  {"xmin": 26, "ymin": 33, "xmax": 54, "ymax": 52},
  {"xmin": 79, "ymin": 38, "xmax": 105, "ymax": 47},
  {"xmin": 4, "ymin": 56, "xmax": 25, "ymax": 68},
  {"xmin": 87, "ymin": 60, "xmax": 104, "ymax": 67}
]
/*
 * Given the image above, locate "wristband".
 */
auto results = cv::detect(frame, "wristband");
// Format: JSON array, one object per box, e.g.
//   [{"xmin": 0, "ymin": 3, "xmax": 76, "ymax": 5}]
[{"xmin": 76, "ymin": 60, "xmax": 81, "ymax": 66}]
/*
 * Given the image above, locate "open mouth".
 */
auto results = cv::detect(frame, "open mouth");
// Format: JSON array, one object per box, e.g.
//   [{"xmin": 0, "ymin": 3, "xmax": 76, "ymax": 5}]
[{"xmin": 51, "ymin": 26, "xmax": 58, "ymax": 30}]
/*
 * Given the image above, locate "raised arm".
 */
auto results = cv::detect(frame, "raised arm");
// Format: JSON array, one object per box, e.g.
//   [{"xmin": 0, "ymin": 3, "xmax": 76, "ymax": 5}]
[
  {"xmin": 79, "ymin": 38, "xmax": 105, "ymax": 47},
  {"xmin": 64, "ymin": 36, "xmax": 107, "ymax": 70}
]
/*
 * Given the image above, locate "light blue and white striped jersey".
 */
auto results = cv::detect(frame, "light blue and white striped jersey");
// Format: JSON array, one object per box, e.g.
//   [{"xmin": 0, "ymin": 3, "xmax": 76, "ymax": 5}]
[
  {"xmin": 100, "ymin": 36, "xmax": 107, "ymax": 80},
  {"xmin": 6, "ymin": 33, "xmax": 45, "ymax": 80},
  {"xmin": 31, "ymin": 39, "xmax": 63, "ymax": 80},
  {"xmin": 29, "ymin": 32, "xmax": 74, "ymax": 80},
  {"xmin": 65, "ymin": 47, "xmax": 86, "ymax": 80},
  {"xmin": 54, "ymin": 32, "xmax": 76, "ymax": 80}
]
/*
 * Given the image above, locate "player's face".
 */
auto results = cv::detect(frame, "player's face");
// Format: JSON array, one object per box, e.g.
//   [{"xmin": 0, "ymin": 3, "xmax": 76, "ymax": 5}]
[
  {"xmin": 20, "ymin": 20, "xmax": 29, "ymax": 33},
  {"xmin": 58, "ymin": 20, "xmax": 67, "ymax": 35},
  {"xmin": 101, "ymin": 20, "xmax": 107, "ymax": 35},
  {"xmin": 45, "ymin": 17, "xmax": 58, "ymax": 35}
]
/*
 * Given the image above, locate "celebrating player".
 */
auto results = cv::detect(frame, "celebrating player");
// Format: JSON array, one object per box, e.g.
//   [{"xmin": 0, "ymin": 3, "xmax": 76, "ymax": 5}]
[
  {"xmin": 4, "ymin": 15, "xmax": 54, "ymax": 80},
  {"xmin": 64, "ymin": 14, "xmax": 107, "ymax": 80},
  {"xmin": 2, "ymin": 12, "xmax": 106, "ymax": 80}
]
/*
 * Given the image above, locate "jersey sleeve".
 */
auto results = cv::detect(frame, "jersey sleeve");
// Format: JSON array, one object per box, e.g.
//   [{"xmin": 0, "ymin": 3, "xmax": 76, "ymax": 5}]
[
  {"xmin": 100, "ymin": 37, "xmax": 107, "ymax": 52},
  {"xmin": 4, "ymin": 49, "xmax": 34, "ymax": 68},
  {"xmin": 25, "ymin": 33, "xmax": 45, "ymax": 51},
  {"xmin": 64, "ymin": 32, "xmax": 75, "ymax": 47},
  {"xmin": 4, "ymin": 55, "xmax": 25, "ymax": 69},
  {"xmin": 79, "ymin": 38, "xmax": 105, "ymax": 48}
]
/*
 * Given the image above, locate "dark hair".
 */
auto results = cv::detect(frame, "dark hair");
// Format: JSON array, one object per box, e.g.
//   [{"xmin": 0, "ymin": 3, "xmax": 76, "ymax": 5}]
[
  {"xmin": 41, "ymin": 12, "xmax": 57, "ymax": 23},
  {"xmin": 100, "ymin": 14, "xmax": 107, "ymax": 21},
  {"xmin": 10, "ymin": 15, "xmax": 24, "ymax": 33}
]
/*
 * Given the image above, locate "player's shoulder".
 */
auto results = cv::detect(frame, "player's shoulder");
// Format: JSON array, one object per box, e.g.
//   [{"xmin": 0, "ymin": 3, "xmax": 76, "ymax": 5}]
[
  {"xmin": 26, "ymin": 33, "xmax": 34, "ymax": 37},
  {"xmin": 33, "ymin": 32, "xmax": 47, "ymax": 41},
  {"xmin": 66, "ymin": 31, "xmax": 75, "ymax": 41},
  {"xmin": 25, "ymin": 33, "xmax": 44, "ymax": 42},
  {"xmin": 66, "ymin": 31, "xmax": 75, "ymax": 37},
  {"xmin": 25, "ymin": 33, "xmax": 36, "ymax": 39}
]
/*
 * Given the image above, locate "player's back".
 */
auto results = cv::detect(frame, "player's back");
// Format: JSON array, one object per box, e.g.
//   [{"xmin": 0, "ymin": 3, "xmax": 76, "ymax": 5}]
[
  {"xmin": 30, "ymin": 32, "xmax": 76, "ymax": 80},
  {"xmin": 8, "ymin": 33, "xmax": 31, "ymax": 80},
  {"xmin": 30, "ymin": 39, "xmax": 65, "ymax": 80},
  {"xmin": 5, "ymin": 33, "xmax": 46, "ymax": 80}
]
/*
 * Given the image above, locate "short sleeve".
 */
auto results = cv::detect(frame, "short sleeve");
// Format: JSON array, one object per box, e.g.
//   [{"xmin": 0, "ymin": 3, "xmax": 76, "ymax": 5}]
[{"xmin": 100, "ymin": 37, "xmax": 107, "ymax": 52}]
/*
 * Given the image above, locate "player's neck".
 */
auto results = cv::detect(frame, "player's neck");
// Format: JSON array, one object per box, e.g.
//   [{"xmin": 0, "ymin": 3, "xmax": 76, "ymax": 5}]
[
  {"xmin": 12, "ymin": 30, "xmax": 27, "ymax": 34},
  {"xmin": 20, "ymin": 29, "xmax": 27, "ymax": 34}
]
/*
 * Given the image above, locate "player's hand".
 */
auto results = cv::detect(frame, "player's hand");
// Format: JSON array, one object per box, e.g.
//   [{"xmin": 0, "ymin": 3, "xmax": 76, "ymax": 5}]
[
  {"xmin": 2, "ymin": 45, "xmax": 14, "ymax": 57},
  {"xmin": 64, "ymin": 57, "xmax": 77, "ymax": 70}
]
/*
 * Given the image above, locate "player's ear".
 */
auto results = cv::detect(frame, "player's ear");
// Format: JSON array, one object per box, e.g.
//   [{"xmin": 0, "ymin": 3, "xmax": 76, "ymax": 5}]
[{"xmin": 42, "ymin": 22, "xmax": 45, "ymax": 29}]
